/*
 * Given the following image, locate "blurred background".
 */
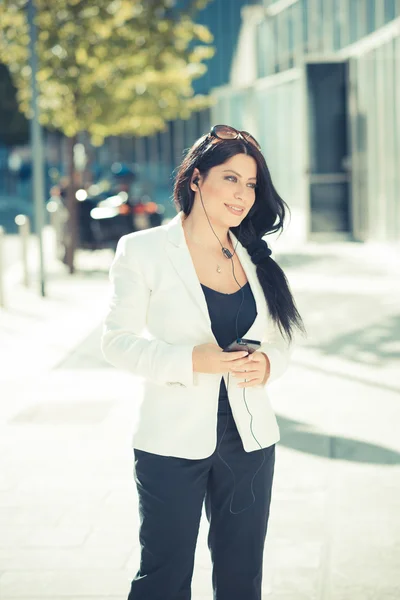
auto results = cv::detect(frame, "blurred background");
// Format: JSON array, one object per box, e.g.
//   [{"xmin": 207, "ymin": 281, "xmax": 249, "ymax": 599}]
[
  {"xmin": 1, "ymin": 0, "xmax": 399, "ymax": 255},
  {"xmin": 0, "ymin": 2, "xmax": 399, "ymax": 599}
]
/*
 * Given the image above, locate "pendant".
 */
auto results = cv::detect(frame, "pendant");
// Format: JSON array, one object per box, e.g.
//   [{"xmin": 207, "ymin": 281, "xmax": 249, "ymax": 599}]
[{"xmin": 216, "ymin": 265, "xmax": 222, "ymax": 274}]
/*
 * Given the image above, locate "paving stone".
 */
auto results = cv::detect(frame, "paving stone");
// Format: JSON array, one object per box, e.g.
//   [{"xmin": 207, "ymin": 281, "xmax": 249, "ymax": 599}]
[
  {"xmin": 0, "ymin": 546, "xmax": 130, "ymax": 570},
  {"xmin": 0, "ymin": 569, "xmax": 130, "ymax": 596},
  {"xmin": 271, "ymin": 567, "xmax": 319, "ymax": 597},
  {"xmin": 24, "ymin": 527, "xmax": 92, "ymax": 548},
  {"xmin": 0, "ymin": 505, "xmax": 64, "ymax": 527}
]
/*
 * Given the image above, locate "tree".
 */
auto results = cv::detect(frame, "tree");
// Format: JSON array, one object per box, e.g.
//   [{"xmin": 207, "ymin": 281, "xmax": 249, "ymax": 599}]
[
  {"xmin": 0, "ymin": 64, "xmax": 30, "ymax": 146},
  {"xmin": 0, "ymin": 0, "xmax": 214, "ymax": 271}
]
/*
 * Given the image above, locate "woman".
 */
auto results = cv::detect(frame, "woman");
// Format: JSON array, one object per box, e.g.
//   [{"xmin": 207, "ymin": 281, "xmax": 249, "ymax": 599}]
[{"xmin": 101, "ymin": 124, "xmax": 305, "ymax": 600}]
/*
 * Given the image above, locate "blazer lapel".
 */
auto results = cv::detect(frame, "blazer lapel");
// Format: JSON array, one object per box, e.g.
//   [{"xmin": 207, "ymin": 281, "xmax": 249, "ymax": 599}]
[{"xmin": 165, "ymin": 213, "xmax": 214, "ymax": 329}]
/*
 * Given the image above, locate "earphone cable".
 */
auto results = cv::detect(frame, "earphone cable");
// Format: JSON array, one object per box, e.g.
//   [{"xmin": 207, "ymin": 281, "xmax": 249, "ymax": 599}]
[
  {"xmin": 197, "ymin": 183, "xmax": 239, "ymax": 260},
  {"xmin": 223, "ymin": 256, "xmax": 266, "ymax": 514}
]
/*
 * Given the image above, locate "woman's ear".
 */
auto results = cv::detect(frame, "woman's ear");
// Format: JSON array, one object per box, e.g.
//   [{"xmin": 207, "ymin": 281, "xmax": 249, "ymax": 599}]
[{"xmin": 189, "ymin": 169, "xmax": 201, "ymax": 193}]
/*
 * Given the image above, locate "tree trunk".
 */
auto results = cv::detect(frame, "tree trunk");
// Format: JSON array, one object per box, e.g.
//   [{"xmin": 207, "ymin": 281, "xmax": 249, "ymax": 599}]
[
  {"xmin": 82, "ymin": 131, "xmax": 93, "ymax": 188},
  {"xmin": 65, "ymin": 135, "xmax": 78, "ymax": 274}
]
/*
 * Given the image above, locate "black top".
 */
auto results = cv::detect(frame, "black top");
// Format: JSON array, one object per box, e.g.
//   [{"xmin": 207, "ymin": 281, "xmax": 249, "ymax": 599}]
[{"xmin": 201, "ymin": 282, "xmax": 257, "ymax": 407}]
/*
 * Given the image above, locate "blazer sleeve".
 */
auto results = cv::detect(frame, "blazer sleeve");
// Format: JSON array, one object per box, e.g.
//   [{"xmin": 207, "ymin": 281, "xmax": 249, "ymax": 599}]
[
  {"xmin": 101, "ymin": 235, "xmax": 195, "ymax": 387},
  {"xmin": 259, "ymin": 318, "xmax": 293, "ymax": 385}
]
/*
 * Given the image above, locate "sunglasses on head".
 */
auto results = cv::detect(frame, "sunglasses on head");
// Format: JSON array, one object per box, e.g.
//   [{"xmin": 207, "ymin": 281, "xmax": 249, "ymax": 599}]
[{"xmin": 209, "ymin": 124, "xmax": 261, "ymax": 150}]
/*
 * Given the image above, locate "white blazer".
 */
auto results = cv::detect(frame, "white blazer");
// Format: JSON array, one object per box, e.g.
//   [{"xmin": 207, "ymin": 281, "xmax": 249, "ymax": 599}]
[{"xmin": 101, "ymin": 211, "xmax": 291, "ymax": 459}]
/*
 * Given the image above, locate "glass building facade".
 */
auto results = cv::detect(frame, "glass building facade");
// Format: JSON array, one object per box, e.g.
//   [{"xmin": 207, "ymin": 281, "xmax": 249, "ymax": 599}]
[{"xmin": 212, "ymin": 0, "xmax": 400, "ymax": 242}]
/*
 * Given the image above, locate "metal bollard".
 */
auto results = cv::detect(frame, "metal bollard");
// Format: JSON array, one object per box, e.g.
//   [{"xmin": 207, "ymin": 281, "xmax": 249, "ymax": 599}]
[
  {"xmin": 15, "ymin": 214, "xmax": 30, "ymax": 287},
  {"xmin": 0, "ymin": 225, "xmax": 5, "ymax": 308},
  {"xmin": 47, "ymin": 199, "xmax": 62, "ymax": 259}
]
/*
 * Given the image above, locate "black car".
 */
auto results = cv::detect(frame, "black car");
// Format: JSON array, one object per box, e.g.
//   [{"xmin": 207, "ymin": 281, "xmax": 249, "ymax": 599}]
[
  {"xmin": 52, "ymin": 186, "xmax": 164, "ymax": 257},
  {"xmin": 76, "ymin": 189, "xmax": 135, "ymax": 250}
]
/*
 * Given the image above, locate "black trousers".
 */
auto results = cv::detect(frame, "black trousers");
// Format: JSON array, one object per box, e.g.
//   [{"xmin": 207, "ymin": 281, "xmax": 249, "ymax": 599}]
[{"xmin": 127, "ymin": 396, "xmax": 275, "ymax": 600}]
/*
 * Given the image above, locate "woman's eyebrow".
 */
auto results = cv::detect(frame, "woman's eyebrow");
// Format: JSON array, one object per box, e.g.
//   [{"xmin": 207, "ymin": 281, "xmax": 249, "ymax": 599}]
[{"xmin": 222, "ymin": 169, "xmax": 257, "ymax": 181}]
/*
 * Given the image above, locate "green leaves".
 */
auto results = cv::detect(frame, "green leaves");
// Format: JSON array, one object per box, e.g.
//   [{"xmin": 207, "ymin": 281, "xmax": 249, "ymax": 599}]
[{"xmin": 0, "ymin": 0, "xmax": 214, "ymax": 143}]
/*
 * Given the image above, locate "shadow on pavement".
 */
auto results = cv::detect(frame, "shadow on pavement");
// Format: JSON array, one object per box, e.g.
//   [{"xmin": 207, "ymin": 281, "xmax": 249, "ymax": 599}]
[
  {"xmin": 291, "ymin": 358, "xmax": 400, "ymax": 395},
  {"xmin": 306, "ymin": 313, "xmax": 400, "ymax": 368},
  {"xmin": 277, "ymin": 414, "xmax": 400, "ymax": 465}
]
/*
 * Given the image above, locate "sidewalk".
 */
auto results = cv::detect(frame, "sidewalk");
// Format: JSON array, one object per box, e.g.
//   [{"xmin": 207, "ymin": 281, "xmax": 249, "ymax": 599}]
[{"xmin": 0, "ymin": 237, "xmax": 399, "ymax": 599}]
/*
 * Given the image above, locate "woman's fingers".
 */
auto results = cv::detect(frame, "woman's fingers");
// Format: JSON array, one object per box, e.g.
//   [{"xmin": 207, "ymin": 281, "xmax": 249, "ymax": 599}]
[
  {"xmin": 228, "ymin": 358, "xmax": 252, "ymax": 370},
  {"xmin": 228, "ymin": 351, "xmax": 265, "ymax": 370},
  {"xmin": 221, "ymin": 352, "xmax": 249, "ymax": 364},
  {"xmin": 237, "ymin": 377, "xmax": 261, "ymax": 387},
  {"xmin": 231, "ymin": 367, "xmax": 258, "ymax": 376}
]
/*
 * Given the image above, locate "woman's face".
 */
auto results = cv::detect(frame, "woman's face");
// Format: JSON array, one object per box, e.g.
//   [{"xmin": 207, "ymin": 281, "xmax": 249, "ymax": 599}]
[{"xmin": 193, "ymin": 153, "xmax": 257, "ymax": 228}]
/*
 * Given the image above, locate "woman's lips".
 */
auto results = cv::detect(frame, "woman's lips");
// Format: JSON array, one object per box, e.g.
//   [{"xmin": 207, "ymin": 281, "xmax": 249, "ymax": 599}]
[{"xmin": 224, "ymin": 204, "xmax": 244, "ymax": 216}]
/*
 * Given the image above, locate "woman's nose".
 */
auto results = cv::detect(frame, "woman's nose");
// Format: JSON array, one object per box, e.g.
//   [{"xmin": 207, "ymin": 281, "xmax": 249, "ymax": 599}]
[{"xmin": 234, "ymin": 185, "xmax": 244, "ymax": 200}]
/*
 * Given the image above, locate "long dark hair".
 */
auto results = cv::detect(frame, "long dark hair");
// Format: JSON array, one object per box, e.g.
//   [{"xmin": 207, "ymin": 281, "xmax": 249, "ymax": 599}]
[{"xmin": 173, "ymin": 133, "xmax": 306, "ymax": 343}]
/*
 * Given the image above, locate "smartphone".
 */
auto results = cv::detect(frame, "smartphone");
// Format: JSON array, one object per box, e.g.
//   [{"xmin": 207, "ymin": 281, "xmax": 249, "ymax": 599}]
[{"xmin": 223, "ymin": 338, "xmax": 261, "ymax": 354}]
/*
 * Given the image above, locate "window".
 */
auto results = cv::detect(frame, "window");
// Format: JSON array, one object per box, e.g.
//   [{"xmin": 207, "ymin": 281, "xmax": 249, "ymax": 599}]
[
  {"xmin": 256, "ymin": 21, "xmax": 268, "ymax": 78},
  {"xmin": 365, "ymin": 0, "xmax": 376, "ymax": 34},
  {"xmin": 384, "ymin": 0, "xmax": 396, "ymax": 22},
  {"xmin": 277, "ymin": 9, "xmax": 290, "ymax": 70},
  {"xmin": 349, "ymin": 0, "xmax": 359, "ymax": 43},
  {"xmin": 272, "ymin": 16, "xmax": 280, "ymax": 72},
  {"xmin": 290, "ymin": 0, "xmax": 304, "ymax": 61},
  {"xmin": 394, "ymin": 36, "xmax": 400, "ymax": 235},
  {"xmin": 301, "ymin": 0, "xmax": 309, "ymax": 53},
  {"xmin": 332, "ymin": 0, "xmax": 342, "ymax": 50},
  {"xmin": 264, "ymin": 19, "xmax": 277, "ymax": 76},
  {"xmin": 287, "ymin": 5, "xmax": 295, "ymax": 67},
  {"xmin": 308, "ymin": 0, "xmax": 324, "ymax": 52}
]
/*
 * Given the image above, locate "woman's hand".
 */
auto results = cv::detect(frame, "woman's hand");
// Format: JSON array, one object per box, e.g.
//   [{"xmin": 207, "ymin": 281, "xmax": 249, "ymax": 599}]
[
  {"xmin": 231, "ymin": 351, "xmax": 271, "ymax": 387},
  {"xmin": 192, "ymin": 343, "xmax": 249, "ymax": 375}
]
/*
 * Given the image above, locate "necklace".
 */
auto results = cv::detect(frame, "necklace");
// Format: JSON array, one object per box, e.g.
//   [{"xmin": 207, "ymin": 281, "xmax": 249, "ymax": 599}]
[{"xmin": 184, "ymin": 228, "xmax": 232, "ymax": 275}]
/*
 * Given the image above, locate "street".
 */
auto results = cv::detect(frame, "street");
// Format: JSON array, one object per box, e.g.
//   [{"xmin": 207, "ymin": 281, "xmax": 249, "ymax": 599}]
[{"xmin": 0, "ymin": 241, "xmax": 399, "ymax": 599}]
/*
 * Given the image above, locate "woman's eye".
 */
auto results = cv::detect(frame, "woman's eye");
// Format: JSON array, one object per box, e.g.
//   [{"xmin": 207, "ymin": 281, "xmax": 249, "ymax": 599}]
[{"xmin": 225, "ymin": 175, "xmax": 256, "ymax": 189}]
